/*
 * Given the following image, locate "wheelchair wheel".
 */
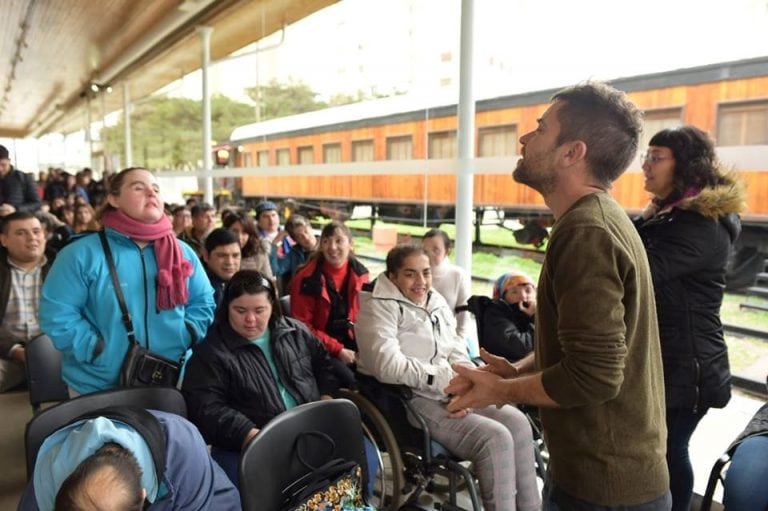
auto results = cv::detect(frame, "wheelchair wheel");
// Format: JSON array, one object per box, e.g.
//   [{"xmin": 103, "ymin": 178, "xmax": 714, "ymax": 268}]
[{"xmin": 338, "ymin": 388, "xmax": 407, "ymax": 511}]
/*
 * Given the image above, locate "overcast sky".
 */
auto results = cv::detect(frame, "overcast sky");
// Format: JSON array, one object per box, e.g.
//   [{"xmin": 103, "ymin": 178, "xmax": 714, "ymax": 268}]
[
  {"xmin": 192, "ymin": 0, "xmax": 768, "ymax": 102},
  {"xmin": 7, "ymin": 0, "xmax": 768, "ymax": 170}
]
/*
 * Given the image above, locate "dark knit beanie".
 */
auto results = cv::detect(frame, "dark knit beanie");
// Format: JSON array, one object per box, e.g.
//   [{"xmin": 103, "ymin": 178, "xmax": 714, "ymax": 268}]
[{"xmin": 0, "ymin": 144, "xmax": 9, "ymax": 160}]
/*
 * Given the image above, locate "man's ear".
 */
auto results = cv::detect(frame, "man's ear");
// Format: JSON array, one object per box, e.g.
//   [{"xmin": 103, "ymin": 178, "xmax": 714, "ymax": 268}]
[{"xmin": 562, "ymin": 140, "xmax": 587, "ymax": 166}]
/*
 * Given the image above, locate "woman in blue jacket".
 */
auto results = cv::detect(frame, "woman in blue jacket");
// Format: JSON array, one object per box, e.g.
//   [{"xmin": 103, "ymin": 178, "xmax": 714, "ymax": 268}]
[{"xmin": 39, "ymin": 167, "xmax": 215, "ymax": 395}]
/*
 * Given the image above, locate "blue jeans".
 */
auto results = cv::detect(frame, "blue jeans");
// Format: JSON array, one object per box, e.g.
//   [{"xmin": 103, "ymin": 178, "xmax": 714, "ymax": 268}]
[
  {"xmin": 213, "ymin": 438, "xmax": 378, "ymax": 498},
  {"xmin": 723, "ymin": 434, "xmax": 768, "ymax": 511},
  {"xmin": 666, "ymin": 407, "xmax": 707, "ymax": 511},
  {"xmin": 543, "ymin": 478, "xmax": 671, "ymax": 511}
]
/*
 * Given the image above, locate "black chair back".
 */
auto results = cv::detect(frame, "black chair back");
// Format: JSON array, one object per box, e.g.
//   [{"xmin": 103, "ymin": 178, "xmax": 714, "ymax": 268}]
[
  {"xmin": 239, "ymin": 399, "xmax": 366, "ymax": 511},
  {"xmin": 25, "ymin": 387, "xmax": 186, "ymax": 479},
  {"xmin": 279, "ymin": 294, "xmax": 291, "ymax": 317},
  {"xmin": 25, "ymin": 334, "xmax": 68, "ymax": 414}
]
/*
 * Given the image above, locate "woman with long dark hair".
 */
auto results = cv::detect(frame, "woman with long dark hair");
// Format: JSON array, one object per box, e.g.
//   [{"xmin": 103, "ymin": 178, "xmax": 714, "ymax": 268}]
[{"xmin": 223, "ymin": 211, "xmax": 273, "ymax": 278}]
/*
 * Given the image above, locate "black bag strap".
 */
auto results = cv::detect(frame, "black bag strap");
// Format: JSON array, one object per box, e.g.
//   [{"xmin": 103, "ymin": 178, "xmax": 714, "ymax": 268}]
[
  {"xmin": 99, "ymin": 230, "xmax": 138, "ymax": 347},
  {"xmin": 281, "ymin": 458, "xmax": 358, "ymax": 505}
]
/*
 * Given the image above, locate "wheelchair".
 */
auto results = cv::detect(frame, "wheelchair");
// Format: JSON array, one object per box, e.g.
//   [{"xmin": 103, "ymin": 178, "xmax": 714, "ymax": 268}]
[{"xmin": 338, "ymin": 373, "xmax": 482, "ymax": 511}]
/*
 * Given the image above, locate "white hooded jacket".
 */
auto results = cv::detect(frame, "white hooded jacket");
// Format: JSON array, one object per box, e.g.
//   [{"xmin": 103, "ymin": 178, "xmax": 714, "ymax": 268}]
[{"xmin": 355, "ymin": 272, "xmax": 472, "ymax": 401}]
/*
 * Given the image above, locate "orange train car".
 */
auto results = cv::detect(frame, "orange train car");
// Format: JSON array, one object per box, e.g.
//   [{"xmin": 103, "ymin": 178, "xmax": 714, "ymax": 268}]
[{"xmin": 228, "ymin": 56, "xmax": 768, "ymax": 281}]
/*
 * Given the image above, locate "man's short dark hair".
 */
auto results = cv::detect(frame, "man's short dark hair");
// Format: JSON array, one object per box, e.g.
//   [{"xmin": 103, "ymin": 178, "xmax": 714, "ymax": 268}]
[
  {"xmin": 205, "ymin": 227, "xmax": 240, "ymax": 254},
  {"xmin": 172, "ymin": 205, "xmax": 189, "ymax": 215},
  {"xmin": 1, "ymin": 211, "xmax": 38, "ymax": 233},
  {"xmin": 552, "ymin": 82, "xmax": 642, "ymax": 186},
  {"xmin": 190, "ymin": 203, "xmax": 215, "ymax": 218}
]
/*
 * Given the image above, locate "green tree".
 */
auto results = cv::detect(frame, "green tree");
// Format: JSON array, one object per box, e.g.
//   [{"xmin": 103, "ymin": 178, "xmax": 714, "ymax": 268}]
[
  {"xmin": 102, "ymin": 94, "xmax": 255, "ymax": 170},
  {"xmin": 244, "ymin": 78, "xmax": 327, "ymax": 120}
]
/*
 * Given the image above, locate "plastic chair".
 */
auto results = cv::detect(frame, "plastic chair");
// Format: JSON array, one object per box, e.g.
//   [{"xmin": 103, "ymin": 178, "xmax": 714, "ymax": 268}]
[
  {"xmin": 25, "ymin": 334, "xmax": 69, "ymax": 414},
  {"xmin": 25, "ymin": 387, "xmax": 187, "ymax": 479},
  {"xmin": 280, "ymin": 294, "xmax": 291, "ymax": 317},
  {"xmin": 239, "ymin": 399, "xmax": 367, "ymax": 511}
]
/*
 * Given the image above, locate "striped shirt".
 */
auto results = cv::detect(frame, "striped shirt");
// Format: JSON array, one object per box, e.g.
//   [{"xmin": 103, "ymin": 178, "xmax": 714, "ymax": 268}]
[{"xmin": 2, "ymin": 257, "xmax": 46, "ymax": 343}]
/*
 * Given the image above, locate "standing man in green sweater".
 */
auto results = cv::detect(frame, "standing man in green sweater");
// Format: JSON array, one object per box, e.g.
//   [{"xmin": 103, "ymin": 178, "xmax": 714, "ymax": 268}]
[{"xmin": 447, "ymin": 82, "xmax": 670, "ymax": 509}]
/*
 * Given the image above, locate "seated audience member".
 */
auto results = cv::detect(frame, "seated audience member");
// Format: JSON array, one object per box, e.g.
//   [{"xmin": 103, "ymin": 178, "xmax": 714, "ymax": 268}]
[
  {"xmin": 72, "ymin": 203, "xmax": 100, "ymax": 234},
  {"xmin": 171, "ymin": 205, "xmax": 192, "ymax": 236},
  {"xmin": 255, "ymin": 200, "xmax": 282, "ymax": 243},
  {"xmin": 480, "ymin": 271, "xmax": 537, "ymax": 363},
  {"xmin": 422, "ymin": 229, "xmax": 472, "ymax": 341},
  {"xmin": 270, "ymin": 214, "xmax": 317, "ymax": 292},
  {"xmin": 722, "ymin": 379, "xmax": 768, "ymax": 511},
  {"xmin": 289, "ymin": 221, "xmax": 368, "ymax": 388},
  {"xmin": 39, "ymin": 167, "xmax": 214, "ymax": 395},
  {"xmin": 223, "ymin": 212, "xmax": 273, "ymax": 278},
  {"xmin": 178, "ymin": 203, "xmax": 216, "ymax": 258},
  {"xmin": 203, "ymin": 228, "xmax": 242, "ymax": 307},
  {"xmin": 0, "ymin": 213, "xmax": 52, "ymax": 392},
  {"xmin": 355, "ymin": 244, "xmax": 540, "ymax": 511},
  {"xmin": 182, "ymin": 270, "xmax": 340, "ymax": 487},
  {"xmin": 52, "ymin": 205, "xmax": 74, "ymax": 227},
  {"xmin": 18, "ymin": 408, "xmax": 240, "ymax": 510}
]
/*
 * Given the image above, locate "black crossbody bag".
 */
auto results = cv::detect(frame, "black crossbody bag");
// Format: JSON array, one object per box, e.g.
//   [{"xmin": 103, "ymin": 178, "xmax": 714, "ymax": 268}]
[{"xmin": 99, "ymin": 231, "xmax": 182, "ymax": 387}]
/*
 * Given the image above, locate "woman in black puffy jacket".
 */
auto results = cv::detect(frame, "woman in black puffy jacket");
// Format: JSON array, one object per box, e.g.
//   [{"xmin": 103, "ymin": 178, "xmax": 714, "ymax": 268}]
[
  {"xmin": 634, "ymin": 125, "xmax": 745, "ymax": 511},
  {"xmin": 182, "ymin": 270, "xmax": 339, "ymax": 487}
]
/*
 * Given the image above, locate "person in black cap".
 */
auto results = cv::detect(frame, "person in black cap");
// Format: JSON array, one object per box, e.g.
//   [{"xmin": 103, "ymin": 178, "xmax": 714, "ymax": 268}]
[
  {"xmin": 255, "ymin": 200, "xmax": 280, "ymax": 242},
  {"xmin": 0, "ymin": 144, "xmax": 41, "ymax": 216}
]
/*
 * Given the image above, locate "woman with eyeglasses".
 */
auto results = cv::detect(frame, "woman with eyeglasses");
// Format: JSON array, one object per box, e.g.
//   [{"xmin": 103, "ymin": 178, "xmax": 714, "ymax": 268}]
[
  {"xmin": 634, "ymin": 125, "xmax": 745, "ymax": 511},
  {"xmin": 181, "ymin": 270, "xmax": 340, "ymax": 487},
  {"xmin": 355, "ymin": 245, "xmax": 540, "ymax": 511}
]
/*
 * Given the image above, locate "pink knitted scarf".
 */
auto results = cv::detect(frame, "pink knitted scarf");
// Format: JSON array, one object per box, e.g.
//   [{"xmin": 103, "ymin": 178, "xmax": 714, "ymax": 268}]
[{"xmin": 101, "ymin": 209, "xmax": 193, "ymax": 310}]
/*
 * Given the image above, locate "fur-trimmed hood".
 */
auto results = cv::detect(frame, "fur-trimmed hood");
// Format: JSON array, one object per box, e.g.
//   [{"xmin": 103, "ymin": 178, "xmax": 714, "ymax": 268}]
[
  {"xmin": 677, "ymin": 171, "xmax": 746, "ymax": 219},
  {"xmin": 676, "ymin": 171, "xmax": 745, "ymax": 242}
]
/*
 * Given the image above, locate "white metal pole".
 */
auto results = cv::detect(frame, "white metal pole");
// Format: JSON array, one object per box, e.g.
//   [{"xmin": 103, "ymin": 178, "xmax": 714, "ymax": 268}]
[
  {"xmin": 86, "ymin": 97, "xmax": 94, "ymax": 170},
  {"xmin": 198, "ymin": 26, "xmax": 214, "ymax": 206},
  {"xmin": 123, "ymin": 83, "xmax": 133, "ymax": 168},
  {"xmin": 455, "ymin": 0, "xmax": 475, "ymax": 274}
]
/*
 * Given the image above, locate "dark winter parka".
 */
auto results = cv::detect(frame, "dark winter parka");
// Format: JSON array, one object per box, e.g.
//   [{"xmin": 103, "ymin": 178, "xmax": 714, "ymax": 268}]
[
  {"xmin": 479, "ymin": 298, "xmax": 534, "ymax": 363},
  {"xmin": 634, "ymin": 175, "xmax": 744, "ymax": 412},
  {"xmin": 182, "ymin": 316, "xmax": 339, "ymax": 451}
]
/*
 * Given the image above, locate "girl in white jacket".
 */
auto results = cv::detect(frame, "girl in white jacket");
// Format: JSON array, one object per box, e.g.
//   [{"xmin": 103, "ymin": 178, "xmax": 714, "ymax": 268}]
[{"xmin": 355, "ymin": 245, "xmax": 541, "ymax": 511}]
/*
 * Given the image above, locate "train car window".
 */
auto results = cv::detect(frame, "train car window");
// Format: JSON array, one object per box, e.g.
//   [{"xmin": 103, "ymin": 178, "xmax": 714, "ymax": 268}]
[
  {"xmin": 298, "ymin": 146, "xmax": 315, "ymax": 164},
  {"xmin": 323, "ymin": 143, "xmax": 342, "ymax": 163},
  {"xmin": 717, "ymin": 101, "xmax": 768, "ymax": 145},
  {"xmin": 428, "ymin": 131, "xmax": 457, "ymax": 158},
  {"xmin": 257, "ymin": 150, "xmax": 269, "ymax": 167},
  {"xmin": 640, "ymin": 109, "xmax": 683, "ymax": 149},
  {"xmin": 386, "ymin": 136, "xmax": 413, "ymax": 160},
  {"xmin": 276, "ymin": 148, "xmax": 291, "ymax": 165},
  {"xmin": 352, "ymin": 140, "xmax": 374, "ymax": 162},
  {"xmin": 478, "ymin": 125, "xmax": 517, "ymax": 157},
  {"xmin": 242, "ymin": 152, "xmax": 253, "ymax": 168}
]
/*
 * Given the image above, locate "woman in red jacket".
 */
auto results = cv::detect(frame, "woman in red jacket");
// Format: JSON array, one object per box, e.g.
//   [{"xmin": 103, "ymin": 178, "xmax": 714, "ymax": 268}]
[{"xmin": 289, "ymin": 221, "xmax": 369, "ymax": 387}]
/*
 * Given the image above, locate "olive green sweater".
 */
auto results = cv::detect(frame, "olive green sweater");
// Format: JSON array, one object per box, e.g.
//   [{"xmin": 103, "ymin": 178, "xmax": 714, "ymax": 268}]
[{"xmin": 536, "ymin": 193, "xmax": 668, "ymax": 505}]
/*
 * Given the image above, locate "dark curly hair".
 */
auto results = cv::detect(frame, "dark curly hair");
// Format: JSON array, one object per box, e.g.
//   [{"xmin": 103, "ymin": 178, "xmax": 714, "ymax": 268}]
[{"xmin": 648, "ymin": 125, "xmax": 726, "ymax": 206}]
